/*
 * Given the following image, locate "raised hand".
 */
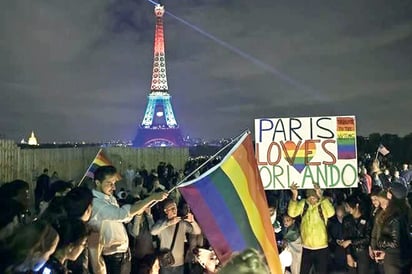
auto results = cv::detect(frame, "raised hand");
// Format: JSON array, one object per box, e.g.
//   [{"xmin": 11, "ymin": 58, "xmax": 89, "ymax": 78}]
[
  {"xmin": 290, "ymin": 183, "xmax": 298, "ymax": 200},
  {"xmin": 313, "ymin": 183, "xmax": 323, "ymax": 198},
  {"xmin": 184, "ymin": 212, "xmax": 195, "ymax": 223}
]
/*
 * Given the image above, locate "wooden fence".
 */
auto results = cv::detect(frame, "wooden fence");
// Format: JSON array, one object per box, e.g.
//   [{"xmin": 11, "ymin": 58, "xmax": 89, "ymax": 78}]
[
  {"xmin": 0, "ymin": 140, "xmax": 19, "ymax": 183},
  {"xmin": 0, "ymin": 139, "xmax": 189, "ymax": 188}
]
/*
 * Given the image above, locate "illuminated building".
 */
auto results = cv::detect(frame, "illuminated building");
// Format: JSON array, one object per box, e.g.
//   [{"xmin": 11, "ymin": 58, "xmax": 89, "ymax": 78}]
[
  {"xmin": 133, "ymin": 4, "xmax": 184, "ymax": 147},
  {"xmin": 28, "ymin": 131, "xmax": 39, "ymax": 146}
]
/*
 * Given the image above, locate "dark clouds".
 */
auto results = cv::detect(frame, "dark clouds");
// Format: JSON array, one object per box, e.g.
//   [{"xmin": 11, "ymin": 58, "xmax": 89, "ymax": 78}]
[{"xmin": 1, "ymin": 0, "xmax": 412, "ymax": 142}]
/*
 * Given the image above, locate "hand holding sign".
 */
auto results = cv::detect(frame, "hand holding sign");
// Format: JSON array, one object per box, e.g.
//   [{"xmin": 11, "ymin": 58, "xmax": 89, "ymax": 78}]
[
  {"xmin": 290, "ymin": 183, "xmax": 299, "ymax": 201},
  {"xmin": 313, "ymin": 183, "xmax": 323, "ymax": 199}
]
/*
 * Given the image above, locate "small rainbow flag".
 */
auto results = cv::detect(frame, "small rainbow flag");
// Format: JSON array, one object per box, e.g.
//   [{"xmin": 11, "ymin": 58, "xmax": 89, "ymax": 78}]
[
  {"xmin": 178, "ymin": 132, "xmax": 282, "ymax": 273},
  {"xmin": 336, "ymin": 117, "xmax": 356, "ymax": 159},
  {"xmin": 85, "ymin": 149, "xmax": 120, "ymax": 179}
]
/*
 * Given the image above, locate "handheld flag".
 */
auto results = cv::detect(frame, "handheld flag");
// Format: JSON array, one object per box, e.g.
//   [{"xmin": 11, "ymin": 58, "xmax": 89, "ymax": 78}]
[
  {"xmin": 377, "ymin": 144, "xmax": 390, "ymax": 156},
  {"xmin": 78, "ymin": 149, "xmax": 120, "ymax": 186},
  {"xmin": 178, "ymin": 132, "xmax": 282, "ymax": 273}
]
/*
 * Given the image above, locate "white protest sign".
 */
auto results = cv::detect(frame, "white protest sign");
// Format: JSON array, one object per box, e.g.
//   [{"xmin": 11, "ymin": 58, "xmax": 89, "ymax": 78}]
[{"xmin": 254, "ymin": 116, "xmax": 358, "ymax": 189}]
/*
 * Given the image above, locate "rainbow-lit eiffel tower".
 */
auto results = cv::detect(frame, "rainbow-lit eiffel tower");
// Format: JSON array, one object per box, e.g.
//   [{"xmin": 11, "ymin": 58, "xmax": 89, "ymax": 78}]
[{"xmin": 133, "ymin": 4, "xmax": 184, "ymax": 147}]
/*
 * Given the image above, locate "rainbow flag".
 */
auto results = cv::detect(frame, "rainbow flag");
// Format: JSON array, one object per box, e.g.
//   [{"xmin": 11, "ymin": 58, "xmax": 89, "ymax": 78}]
[
  {"xmin": 85, "ymin": 149, "xmax": 120, "ymax": 179},
  {"xmin": 178, "ymin": 132, "xmax": 282, "ymax": 273},
  {"xmin": 336, "ymin": 117, "xmax": 356, "ymax": 159}
]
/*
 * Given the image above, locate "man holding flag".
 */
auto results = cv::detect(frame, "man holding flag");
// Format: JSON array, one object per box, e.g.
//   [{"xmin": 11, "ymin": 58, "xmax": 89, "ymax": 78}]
[{"xmin": 88, "ymin": 165, "xmax": 168, "ymax": 274}]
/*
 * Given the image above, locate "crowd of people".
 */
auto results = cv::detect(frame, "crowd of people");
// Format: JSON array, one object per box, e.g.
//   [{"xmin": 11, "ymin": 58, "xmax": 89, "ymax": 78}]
[
  {"xmin": 268, "ymin": 160, "xmax": 412, "ymax": 274},
  {"xmin": 0, "ymin": 158, "xmax": 411, "ymax": 274}
]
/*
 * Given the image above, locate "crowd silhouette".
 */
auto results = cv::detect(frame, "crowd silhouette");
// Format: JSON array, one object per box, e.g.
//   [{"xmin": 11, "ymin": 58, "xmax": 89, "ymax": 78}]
[{"xmin": 0, "ymin": 157, "xmax": 411, "ymax": 274}]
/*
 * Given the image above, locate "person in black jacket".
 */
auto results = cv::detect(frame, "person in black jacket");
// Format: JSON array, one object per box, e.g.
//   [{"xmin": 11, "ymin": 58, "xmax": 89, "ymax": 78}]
[
  {"xmin": 0, "ymin": 180, "xmax": 31, "ymax": 238},
  {"xmin": 327, "ymin": 204, "xmax": 346, "ymax": 272},
  {"xmin": 369, "ymin": 186, "xmax": 385, "ymax": 274},
  {"xmin": 374, "ymin": 183, "xmax": 412, "ymax": 274},
  {"xmin": 340, "ymin": 193, "xmax": 373, "ymax": 274},
  {"xmin": 35, "ymin": 168, "xmax": 51, "ymax": 213}
]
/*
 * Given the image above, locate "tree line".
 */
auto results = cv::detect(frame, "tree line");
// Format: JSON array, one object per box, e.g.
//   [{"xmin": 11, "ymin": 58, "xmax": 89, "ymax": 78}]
[{"xmin": 357, "ymin": 133, "xmax": 412, "ymax": 170}]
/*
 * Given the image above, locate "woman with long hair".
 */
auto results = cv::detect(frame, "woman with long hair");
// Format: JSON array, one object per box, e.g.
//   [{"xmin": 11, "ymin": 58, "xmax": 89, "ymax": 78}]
[
  {"xmin": 369, "ymin": 186, "xmax": 385, "ymax": 274},
  {"xmin": 40, "ymin": 219, "xmax": 88, "ymax": 274},
  {"xmin": 374, "ymin": 183, "xmax": 412, "ymax": 274},
  {"xmin": 0, "ymin": 220, "xmax": 60, "ymax": 273}
]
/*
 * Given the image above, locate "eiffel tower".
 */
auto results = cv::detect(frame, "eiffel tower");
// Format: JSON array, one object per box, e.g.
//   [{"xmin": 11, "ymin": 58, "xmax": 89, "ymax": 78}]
[{"xmin": 133, "ymin": 4, "xmax": 184, "ymax": 147}]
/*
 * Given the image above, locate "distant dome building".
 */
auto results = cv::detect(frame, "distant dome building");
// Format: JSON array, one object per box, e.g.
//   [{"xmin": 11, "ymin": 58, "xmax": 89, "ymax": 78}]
[{"xmin": 28, "ymin": 131, "xmax": 39, "ymax": 146}]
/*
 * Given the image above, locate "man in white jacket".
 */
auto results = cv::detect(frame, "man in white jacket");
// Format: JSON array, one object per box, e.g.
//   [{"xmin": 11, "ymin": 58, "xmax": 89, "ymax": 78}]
[{"xmin": 88, "ymin": 165, "xmax": 167, "ymax": 274}]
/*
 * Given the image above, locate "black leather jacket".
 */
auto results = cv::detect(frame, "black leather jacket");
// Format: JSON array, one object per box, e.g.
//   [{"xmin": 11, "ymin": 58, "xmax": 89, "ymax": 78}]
[
  {"xmin": 377, "ymin": 213, "xmax": 411, "ymax": 259},
  {"xmin": 342, "ymin": 214, "xmax": 372, "ymax": 255}
]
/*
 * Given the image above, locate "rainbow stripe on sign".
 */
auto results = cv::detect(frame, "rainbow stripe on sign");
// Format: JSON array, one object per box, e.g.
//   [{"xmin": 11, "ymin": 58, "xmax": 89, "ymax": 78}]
[
  {"xmin": 283, "ymin": 141, "xmax": 316, "ymax": 173},
  {"xmin": 178, "ymin": 133, "xmax": 282, "ymax": 273},
  {"xmin": 336, "ymin": 117, "xmax": 356, "ymax": 159}
]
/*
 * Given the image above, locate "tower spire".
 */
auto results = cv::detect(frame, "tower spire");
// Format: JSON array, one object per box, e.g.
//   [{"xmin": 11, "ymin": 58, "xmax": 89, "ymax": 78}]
[
  {"xmin": 133, "ymin": 4, "xmax": 184, "ymax": 147},
  {"xmin": 150, "ymin": 4, "xmax": 168, "ymax": 92}
]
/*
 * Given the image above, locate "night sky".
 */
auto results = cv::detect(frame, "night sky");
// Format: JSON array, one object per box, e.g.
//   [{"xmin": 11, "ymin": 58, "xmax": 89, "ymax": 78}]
[{"xmin": 1, "ymin": 0, "xmax": 412, "ymax": 142}]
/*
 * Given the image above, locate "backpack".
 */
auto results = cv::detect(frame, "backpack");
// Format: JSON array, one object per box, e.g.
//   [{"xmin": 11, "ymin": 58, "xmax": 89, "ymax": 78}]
[{"xmin": 302, "ymin": 202, "xmax": 326, "ymax": 224}]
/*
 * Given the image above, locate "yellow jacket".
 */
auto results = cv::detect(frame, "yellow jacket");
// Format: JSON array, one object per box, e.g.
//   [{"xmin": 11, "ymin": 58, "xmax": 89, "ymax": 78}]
[{"xmin": 288, "ymin": 198, "xmax": 335, "ymax": 249}]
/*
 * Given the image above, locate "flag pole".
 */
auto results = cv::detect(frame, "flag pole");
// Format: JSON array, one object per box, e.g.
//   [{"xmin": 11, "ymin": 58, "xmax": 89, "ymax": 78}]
[
  {"xmin": 171, "ymin": 129, "xmax": 249, "ymax": 191},
  {"xmin": 374, "ymin": 145, "xmax": 380, "ymax": 161},
  {"xmin": 78, "ymin": 148, "xmax": 103, "ymax": 186},
  {"xmin": 148, "ymin": 130, "xmax": 249, "ymax": 208}
]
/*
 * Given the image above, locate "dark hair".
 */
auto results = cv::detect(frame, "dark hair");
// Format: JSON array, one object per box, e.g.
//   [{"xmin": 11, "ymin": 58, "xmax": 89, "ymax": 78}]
[
  {"xmin": 63, "ymin": 187, "xmax": 93, "ymax": 219},
  {"xmin": 94, "ymin": 165, "xmax": 117, "ymax": 182},
  {"xmin": 54, "ymin": 219, "xmax": 88, "ymax": 249},
  {"xmin": 370, "ymin": 186, "xmax": 383, "ymax": 197},
  {"xmin": 345, "ymin": 194, "xmax": 360, "ymax": 209},
  {"xmin": 377, "ymin": 196, "xmax": 412, "ymax": 226},
  {"xmin": 265, "ymin": 191, "xmax": 277, "ymax": 209},
  {"xmin": 0, "ymin": 180, "xmax": 29, "ymax": 198},
  {"xmin": 345, "ymin": 193, "xmax": 371, "ymax": 218},
  {"xmin": 40, "ymin": 197, "xmax": 67, "ymax": 228},
  {"xmin": 162, "ymin": 198, "xmax": 176, "ymax": 209},
  {"xmin": 282, "ymin": 212, "xmax": 294, "ymax": 219},
  {"xmin": 323, "ymin": 190, "xmax": 333, "ymax": 198}
]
